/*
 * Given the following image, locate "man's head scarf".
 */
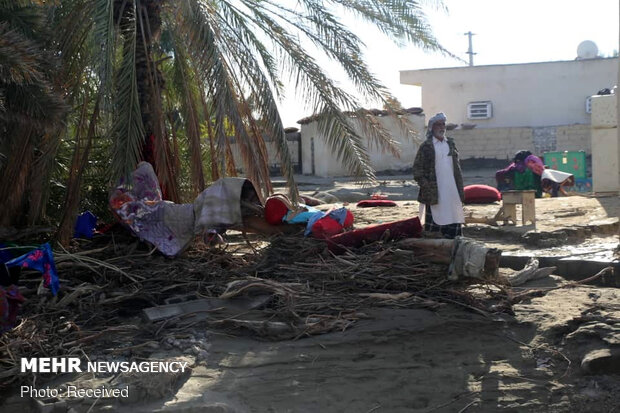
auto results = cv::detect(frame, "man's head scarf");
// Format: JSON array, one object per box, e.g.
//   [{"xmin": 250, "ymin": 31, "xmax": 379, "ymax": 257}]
[{"xmin": 426, "ymin": 112, "xmax": 447, "ymax": 139}]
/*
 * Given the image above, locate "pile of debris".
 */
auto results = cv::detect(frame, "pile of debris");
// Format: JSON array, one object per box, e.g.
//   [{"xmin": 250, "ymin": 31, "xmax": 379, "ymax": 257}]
[{"xmin": 1, "ymin": 231, "xmax": 565, "ymax": 389}]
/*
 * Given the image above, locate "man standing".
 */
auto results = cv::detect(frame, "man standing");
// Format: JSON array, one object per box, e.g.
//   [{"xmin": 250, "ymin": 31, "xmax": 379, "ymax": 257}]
[{"xmin": 413, "ymin": 113, "xmax": 465, "ymax": 238}]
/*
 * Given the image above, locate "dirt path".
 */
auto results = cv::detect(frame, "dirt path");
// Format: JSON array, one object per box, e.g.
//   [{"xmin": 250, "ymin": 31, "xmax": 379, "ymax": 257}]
[{"xmin": 108, "ymin": 283, "xmax": 620, "ymax": 413}]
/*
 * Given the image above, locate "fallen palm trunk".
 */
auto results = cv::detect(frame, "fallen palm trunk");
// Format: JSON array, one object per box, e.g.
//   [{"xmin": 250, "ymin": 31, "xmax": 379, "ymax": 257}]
[{"xmin": 397, "ymin": 237, "xmax": 502, "ymax": 280}]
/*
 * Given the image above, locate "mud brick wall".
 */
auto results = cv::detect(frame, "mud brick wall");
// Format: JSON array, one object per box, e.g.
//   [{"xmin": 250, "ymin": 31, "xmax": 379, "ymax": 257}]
[
  {"xmin": 451, "ymin": 124, "xmax": 591, "ymax": 160},
  {"xmin": 450, "ymin": 127, "xmax": 533, "ymax": 160},
  {"xmin": 555, "ymin": 124, "xmax": 591, "ymax": 154}
]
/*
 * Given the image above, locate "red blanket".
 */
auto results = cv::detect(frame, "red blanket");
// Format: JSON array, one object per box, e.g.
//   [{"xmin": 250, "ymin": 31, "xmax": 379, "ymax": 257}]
[
  {"xmin": 327, "ymin": 217, "xmax": 422, "ymax": 254},
  {"xmin": 356, "ymin": 200, "xmax": 398, "ymax": 208}
]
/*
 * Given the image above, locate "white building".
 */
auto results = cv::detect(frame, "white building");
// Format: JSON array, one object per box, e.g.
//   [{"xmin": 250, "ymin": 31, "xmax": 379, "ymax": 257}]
[
  {"xmin": 400, "ymin": 57, "xmax": 618, "ymax": 159},
  {"xmin": 298, "ymin": 110, "xmax": 425, "ymax": 177}
]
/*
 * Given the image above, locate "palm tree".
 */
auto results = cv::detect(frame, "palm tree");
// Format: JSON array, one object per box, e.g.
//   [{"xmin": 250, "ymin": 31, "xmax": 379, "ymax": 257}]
[
  {"xmin": 0, "ymin": 0, "xmax": 67, "ymax": 227},
  {"xmin": 1, "ymin": 0, "xmax": 450, "ymax": 234}
]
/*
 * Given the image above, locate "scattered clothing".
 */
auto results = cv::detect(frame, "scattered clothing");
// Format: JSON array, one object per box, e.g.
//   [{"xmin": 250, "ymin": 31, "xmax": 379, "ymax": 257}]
[
  {"xmin": 495, "ymin": 153, "xmax": 543, "ymax": 197},
  {"xmin": 74, "ymin": 211, "xmax": 97, "ymax": 239},
  {"xmin": 284, "ymin": 207, "xmax": 321, "ymax": 225},
  {"xmin": 193, "ymin": 177, "xmax": 254, "ymax": 234},
  {"xmin": 110, "ymin": 162, "xmax": 260, "ymax": 257},
  {"xmin": 448, "ymin": 236, "xmax": 492, "ymax": 280},
  {"xmin": 110, "ymin": 162, "xmax": 195, "ymax": 256},
  {"xmin": 541, "ymin": 169, "xmax": 575, "ymax": 197},
  {"xmin": 5, "ymin": 243, "xmax": 60, "ymax": 296}
]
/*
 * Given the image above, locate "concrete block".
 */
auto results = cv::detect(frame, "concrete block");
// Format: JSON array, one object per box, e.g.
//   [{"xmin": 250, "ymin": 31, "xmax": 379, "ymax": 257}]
[
  {"xmin": 591, "ymin": 95, "xmax": 617, "ymax": 128},
  {"xmin": 592, "ymin": 127, "xmax": 620, "ymax": 192}
]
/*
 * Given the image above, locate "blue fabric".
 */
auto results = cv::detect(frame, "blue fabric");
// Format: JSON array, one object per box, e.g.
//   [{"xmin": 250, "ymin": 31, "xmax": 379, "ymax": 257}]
[
  {"xmin": 0, "ymin": 244, "xmax": 14, "ymax": 264},
  {"xmin": 304, "ymin": 211, "xmax": 327, "ymax": 236},
  {"xmin": 5, "ymin": 243, "xmax": 60, "ymax": 295},
  {"xmin": 327, "ymin": 207, "xmax": 348, "ymax": 225},
  {"xmin": 74, "ymin": 211, "xmax": 97, "ymax": 239},
  {"xmin": 283, "ymin": 205, "xmax": 320, "ymax": 224}
]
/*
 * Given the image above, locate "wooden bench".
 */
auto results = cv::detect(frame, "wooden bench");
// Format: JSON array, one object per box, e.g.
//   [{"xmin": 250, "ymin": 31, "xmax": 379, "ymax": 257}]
[{"xmin": 496, "ymin": 190, "xmax": 536, "ymax": 225}]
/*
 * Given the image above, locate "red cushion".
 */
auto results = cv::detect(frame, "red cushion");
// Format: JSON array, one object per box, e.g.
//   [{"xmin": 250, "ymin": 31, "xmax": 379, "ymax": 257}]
[
  {"xmin": 464, "ymin": 184, "xmax": 502, "ymax": 204},
  {"xmin": 265, "ymin": 197, "xmax": 289, "ymax": 224},
  {"xmin": 356, "ymin": 200, "xmax": 398, "ymax": 208},
  {"xmin": 311, "ymin": 216, "xmax": 344, "ymax": 239},
  {"xmin": 343, "ymin": 210, "xmax": 354, "ymax": 228}
]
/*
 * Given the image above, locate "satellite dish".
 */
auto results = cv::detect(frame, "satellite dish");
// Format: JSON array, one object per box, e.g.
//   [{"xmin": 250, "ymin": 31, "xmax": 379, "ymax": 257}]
[{"xmin": 577, "ymin": 40, "xmax": 599, "ymax": 59}]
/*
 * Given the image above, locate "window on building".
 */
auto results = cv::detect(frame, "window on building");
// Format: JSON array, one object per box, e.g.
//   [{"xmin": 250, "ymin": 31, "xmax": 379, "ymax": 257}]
[
  {"xmin": 585, "ymin": 96, "xmax": 592, "ymax": 114},
  {"xmin": 467, "ymin": 101, "xmax": 493, "ymax": 119}
]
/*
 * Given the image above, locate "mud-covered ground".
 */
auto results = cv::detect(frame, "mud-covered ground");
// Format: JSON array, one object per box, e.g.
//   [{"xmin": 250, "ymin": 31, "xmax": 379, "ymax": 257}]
[{"xmin": 2, "ymin": 175, "xmax": 618, "ymax": 413}]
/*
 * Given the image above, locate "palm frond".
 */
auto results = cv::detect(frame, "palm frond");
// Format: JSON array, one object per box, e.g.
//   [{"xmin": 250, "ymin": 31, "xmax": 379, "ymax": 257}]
[
  {"xmin": 109, "ymin": 2, "xmax": 145, "ymax": 184},
  {"xmin": 235, "ymin": 0, "xmax": 377, "ymax": 179},
  {"xmin": 170, "ymin": 31, "xmax": 205, "ymax": 194},
  {"xmin": 90, "ymin": 0, "xmax": 117, "ymax": 108},
  {"xmin": 177, "ymin": 0, "xmax": 275, "ymax": 198}
]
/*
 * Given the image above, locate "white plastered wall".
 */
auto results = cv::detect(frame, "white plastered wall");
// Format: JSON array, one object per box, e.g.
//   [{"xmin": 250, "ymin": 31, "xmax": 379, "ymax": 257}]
[
  {"xmin": 300, "ymin": 114, "xmax": 424, "ymax": 177},
  {"xmin": 400, "ymin": 58, "xmax": 617, "ymax": 129}
]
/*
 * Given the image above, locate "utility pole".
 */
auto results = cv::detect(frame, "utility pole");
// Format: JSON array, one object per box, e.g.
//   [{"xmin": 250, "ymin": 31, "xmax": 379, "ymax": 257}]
[{"xmin": 464, "ymin": 31, "xmax": 476, "ymax": 66}]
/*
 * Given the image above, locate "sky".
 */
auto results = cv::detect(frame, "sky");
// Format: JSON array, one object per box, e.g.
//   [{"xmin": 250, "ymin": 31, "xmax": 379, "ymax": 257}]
[{"xmin": 278, "ymin": 0, "xmax": 620, "ymax": 127}]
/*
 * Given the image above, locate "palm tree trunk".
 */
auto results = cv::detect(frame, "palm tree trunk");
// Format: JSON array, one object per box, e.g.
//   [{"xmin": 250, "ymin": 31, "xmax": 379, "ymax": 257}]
[
  {"xmin": 0, "ymin": 126, "xmax": 34, "ymax": 227},
  {"xmin": 57, "ymin": 96, "xmax": 100, "ymax": 245},
  {"xmin": 133, "ymin": 0, "xmax": 181, "ymax": 201}
]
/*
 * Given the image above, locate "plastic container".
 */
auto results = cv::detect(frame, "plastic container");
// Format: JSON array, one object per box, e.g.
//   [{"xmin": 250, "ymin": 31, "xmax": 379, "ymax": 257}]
[{"xmin": 543, "ymin": 151, "xmax": 587, "ymax": 179}]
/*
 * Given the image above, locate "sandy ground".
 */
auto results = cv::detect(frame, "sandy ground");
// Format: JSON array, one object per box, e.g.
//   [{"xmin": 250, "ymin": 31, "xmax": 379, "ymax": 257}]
[{"xmin": 2, "ymin": 176, "xmax": 619, "ymax": 413}]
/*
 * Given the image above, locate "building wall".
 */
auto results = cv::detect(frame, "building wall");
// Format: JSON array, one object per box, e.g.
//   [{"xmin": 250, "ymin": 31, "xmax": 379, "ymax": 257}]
[
  {"xmin": 300, "ymin": 114, "xmax": 425, "ymax": 177},
  {"xmin": 591, "ymin": 94, "xmax": 619, "ymax": 192},
  {"xmin": 400, "ymin": 58, "xmax": 617, "ymax": 129},
  {"xmin": 229, "ymin": 133, "xmax": 301, "ymax": 174},
  {"xmin": 450, "ymin": 124, "xmax": 591, "ymax": 160}
]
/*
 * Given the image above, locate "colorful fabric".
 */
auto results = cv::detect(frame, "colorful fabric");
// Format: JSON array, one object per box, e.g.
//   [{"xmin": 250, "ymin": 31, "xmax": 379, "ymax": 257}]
[
  {"xmin": 495, "ymin": 153, "xmax": 533, "ymax": 192},
  {"xmin": 110, "ymin": 162, "xmax": 195, "ymax": 257},
  {"xmin": 284, "ymin": 208, "xmax": 321, "ymax": 225},
  {"xmin": 110, "ymin": 162, "xmax": 261, "ymax": 256},
  {"xmin": 525, "ymin": 154, "xmax": 544, "ymax": 170},
  {"xmin": 5, "ymin": 243, "xmax": 60, "ymax": 295},
  {"xmin": 74, "ymin": 211, "xmax": 97, "ymax": 239},
  {"xmin": 514, "ymin": 169, "xmax": 542, "ymax": 197}
]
